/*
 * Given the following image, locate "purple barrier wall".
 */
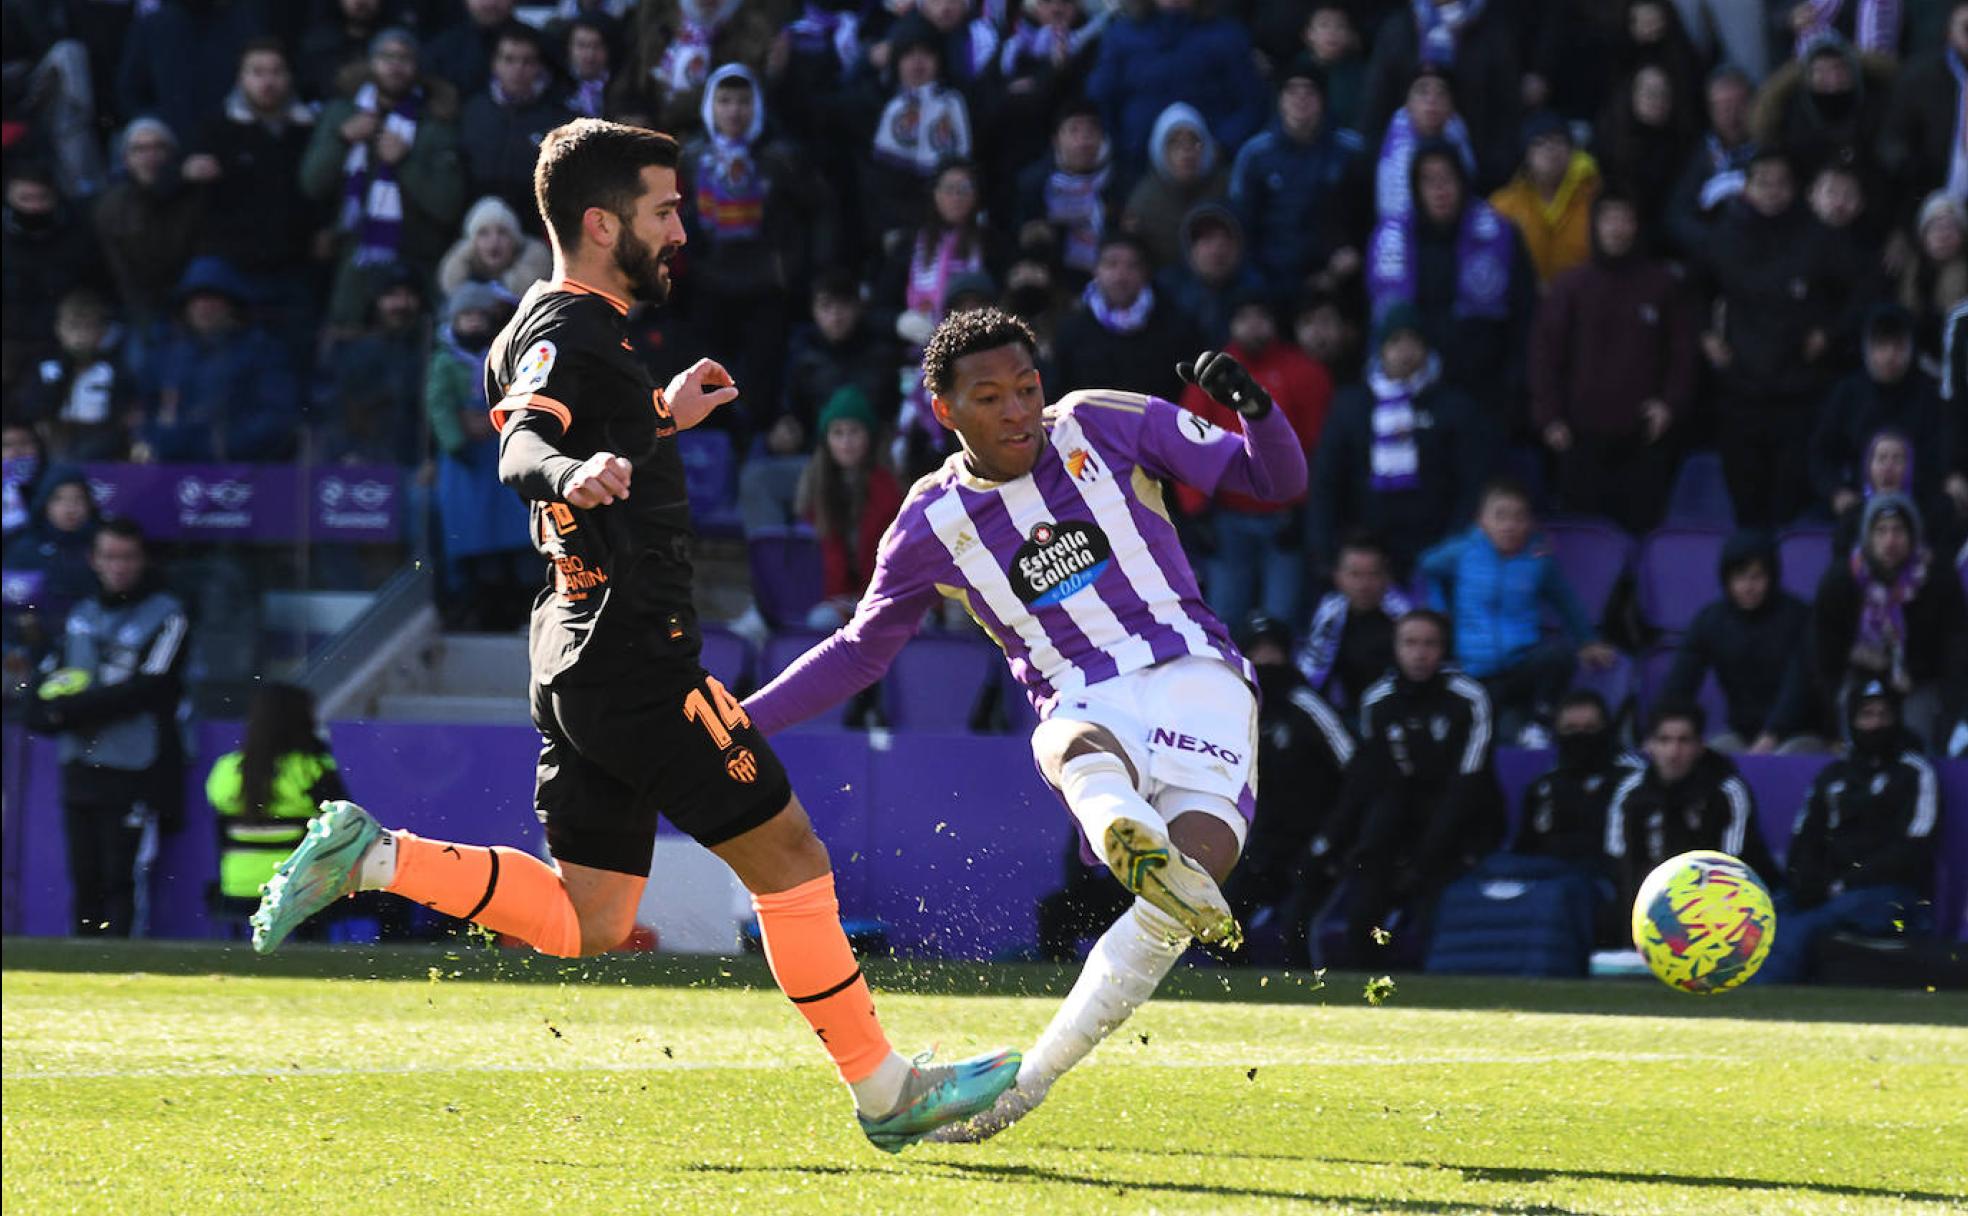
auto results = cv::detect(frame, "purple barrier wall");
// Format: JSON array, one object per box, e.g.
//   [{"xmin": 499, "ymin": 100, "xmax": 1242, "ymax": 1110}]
[
  {"xmin": 6, "ymin": 723, "xmax": 1966, "ymax": 950},
  {"xmin": 79, "ymin": 463, "xmax": 401, "ymax": 543}
]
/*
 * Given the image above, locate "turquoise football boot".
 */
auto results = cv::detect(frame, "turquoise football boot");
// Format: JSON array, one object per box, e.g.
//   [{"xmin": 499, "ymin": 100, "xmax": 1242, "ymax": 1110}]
[
  {"xmin": 858, "ymin": 1048, "xmax": 1023, "ymax": 1153},
  {"xmin": 250, "ymin": 800, "xmax": 384, "ymax": 954}
]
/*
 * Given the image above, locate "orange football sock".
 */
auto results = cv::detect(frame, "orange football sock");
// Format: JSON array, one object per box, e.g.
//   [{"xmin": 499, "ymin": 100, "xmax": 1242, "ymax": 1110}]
[
  {"xmin": 386, "ymin": 832, "xmax": 583, "ymax": 957},
  {"xmin": 753, "ymin": 873, "xmax": 894, "ymax": 1083}
]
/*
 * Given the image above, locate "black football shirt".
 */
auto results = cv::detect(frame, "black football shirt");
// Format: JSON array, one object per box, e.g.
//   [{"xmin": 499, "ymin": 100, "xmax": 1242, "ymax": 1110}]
[{"xmin": 485, "ymin": 277, "xmax": 696, "ymax": 684}]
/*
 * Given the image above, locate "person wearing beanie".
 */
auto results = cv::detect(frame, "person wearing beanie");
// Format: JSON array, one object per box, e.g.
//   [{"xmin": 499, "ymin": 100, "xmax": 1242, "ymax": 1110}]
[
  {"xmin": 1488, "ymin": 110, "xmax": 1599, "ymax": 286},
  {"xmin": 1529, "ymin": 190, "xmax": 1697, "ymax": 533},
  {"xmin": 1898, "ymin": 190, "xmax": 1968, "ymax": 371},
  {"xmin": 438, "ymin": 196, "xmax": 554, "ymax": 303},
  {"xmin": 1762, "ymin": 678, "xmax": 1941, "ymax": 984},
  {"xmin": 1812, "ymin": 493, "xmax": 1968, "ymax": 748},
  {"xmin": 797, "ymin": 386, "xmax": 903, "ymax": 628},
  {"xmin": 1155, "ymin": 202, "xmax": 1265, "ymax": 346},
  {"xmin": 1665, "ymin": 529, "xmax": 1821, "ymax": 752},
  {"xmin": 1227, "ymin": 54, "xmax": 1366, "ymax": 302},
  {"xmin": 1308, "ymin": 303, "xmax": 1497, "ymax": 579},
  {"xmin": 1810, "ymin": 303, "xmax": 1948, "ymax": 532},
  {"xmin": 93, "ymin": 116, "xmax": 205, "ymax": 328}
]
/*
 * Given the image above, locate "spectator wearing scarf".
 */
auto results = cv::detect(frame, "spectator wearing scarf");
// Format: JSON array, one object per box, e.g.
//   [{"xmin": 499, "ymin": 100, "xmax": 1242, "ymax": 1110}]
[
  {"xmin": 1373, "ymin": 65, "xmax": 1476, "ymax": 223},
  {"xmin": 300, "ymin": 28, "xmax": 465, "ymax": 328},
  {"xmin": 1368, "ymin": 140, "xmax": 1534, "ymax": 432},
  {"xmin": 1362, "ymin": 0, "xmax": 1520, "ymax": 190},
  {"xmin": 1051, "ymin": 232, "xmax": 1203, "ymax": 398},
  {"xmin": 1015, "ymin": 101, "xmax": 1116, "ymax": 280},
  {"xmin": 1813, "ymin": 493, "xmax": 1968, "ymax": 748},
  {"xmin": 1665, "ymin": 66, "xmax": 1758, "ymax": 258},
  {"xmin": 871, "ymin": 28, "xmax": 973, "ymax": 179}
]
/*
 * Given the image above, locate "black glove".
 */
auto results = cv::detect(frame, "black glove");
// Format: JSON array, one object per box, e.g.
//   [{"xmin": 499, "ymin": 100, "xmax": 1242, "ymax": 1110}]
[{"xmin": 1177, "ymin": 350, "xmax": 1272, "ymax": 419}]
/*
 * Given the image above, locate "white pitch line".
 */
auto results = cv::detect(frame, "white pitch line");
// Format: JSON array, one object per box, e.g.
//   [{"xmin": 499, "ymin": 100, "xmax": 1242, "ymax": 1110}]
[{"xmin": 2, "ymin": 1051, "xmax": 1704, "ymax": 1082}]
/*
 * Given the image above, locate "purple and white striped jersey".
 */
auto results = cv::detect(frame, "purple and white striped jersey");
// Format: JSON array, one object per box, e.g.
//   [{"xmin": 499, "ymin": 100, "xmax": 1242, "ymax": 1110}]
[{"xmin": 745, "ymin": 389, "xmax": 1309, "ymax": 733}]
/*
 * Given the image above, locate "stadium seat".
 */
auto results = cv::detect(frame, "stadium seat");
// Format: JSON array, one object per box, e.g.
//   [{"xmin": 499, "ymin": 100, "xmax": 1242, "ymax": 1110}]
[
  {"xmin": 1569, "ymin": 650, "xmax": 1633, "ymax": 721},
  {"xmin": 1637, "ymin": 644, "xmax": 1726, "ymax": 734},
  {"xmin": 699, "ymin": 626, "xmax": 751, "ymax": 693},
  {"xmin": 758, "ymin": 630, "xmax": 831, "ymax": 686},
  {"xmin": 748, "ymin": 528, "xmax": 825, "ymax": 628},
  {"xmin": 1778, "ymin": 526, "xmax": 1835, "ymax": 602},
  {"xmin": 1665, "ymin": 450, "xmax": 1735, "ymax": 528},
  {"xmin": 1636, "ymin": 527, "xmax": 1726, "ymax": 636},
  {"xmin": 885, "ymin": 636, "xmax": 999, "ymax": 731},
  {"xmin": 1544, "ymin": 517, "xmax": 1634, "ymax": 627},
  {"xmin": 676, "ymin": 429, "xmax": 741, "ymax": 534}
]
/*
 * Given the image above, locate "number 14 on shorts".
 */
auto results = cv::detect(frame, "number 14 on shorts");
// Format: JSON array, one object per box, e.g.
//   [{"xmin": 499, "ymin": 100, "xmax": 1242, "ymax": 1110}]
[{"xmin": 684, "ymin": 676, "xmax": 760, "ymax": 783}]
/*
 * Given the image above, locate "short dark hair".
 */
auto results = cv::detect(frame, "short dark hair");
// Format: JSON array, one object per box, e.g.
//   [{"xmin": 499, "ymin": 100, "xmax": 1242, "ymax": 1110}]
[
  {"xmin": 238, "ymin": 36, "xmax": 289, "ymax": 67},
  {"xmin": 1337, "ymin": 530, "xmax": 1389, "ymax": 562},
  {"xmin": 812, "ymin": 267, "xmax": 860, "ymax": 304},
  {"xmin": 533, "ymin": 118, "xmax": 679, "ymax": 252},
  {"xmin": 1479, "ymin": 476, "xmax": 1533, "ymax": 509},
  {"xmin": 921, "ymin": 306, "xmax": 1039, "ymax": 397},
  {"xmin": 1096, "ymin": 230, "xmax": 1153, "ymax": 267},
  {"xmin": 1648, "ymin": 697, "xmax": 1705, "ymax": 738},
  {"xmin": 1557, "ymin": 689, "xmax": 1609, "ymax": 722},
  {"xmin": 96, "ymin": 517, "xmax": 147, "ymax": 550},
  {"xmin": 494, "ymin": 20, "xmax": 547, "ymax": 59},
  {"xmin": 1395, "ymin": 607, "xmax": 1451, "ymax": 644}
]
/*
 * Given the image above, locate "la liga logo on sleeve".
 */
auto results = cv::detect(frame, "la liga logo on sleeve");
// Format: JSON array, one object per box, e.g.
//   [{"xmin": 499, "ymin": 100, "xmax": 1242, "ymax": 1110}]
[{"xmin": 511, "ymin": 341, "xmax": 557, "ymax": 395}]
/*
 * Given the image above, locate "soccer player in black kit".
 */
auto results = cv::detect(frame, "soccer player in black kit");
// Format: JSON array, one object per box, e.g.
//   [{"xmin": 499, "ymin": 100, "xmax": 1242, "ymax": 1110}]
[{"xmin": 251, "ymin": 119, "xmax": 1017, "ymax": 1152}]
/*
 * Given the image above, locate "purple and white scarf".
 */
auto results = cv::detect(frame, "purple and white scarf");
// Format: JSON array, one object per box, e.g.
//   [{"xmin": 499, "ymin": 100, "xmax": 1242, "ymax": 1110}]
[
  {"xmin": 1045, "ymin": 155, "xmax": 1111, "ymax": 273},
  {"xmin": 1375, "ymin": 107, "xmax": 1475, "ymax": 221},
  {"xmin": 568, "ymin": 72, "xmax": 609, "ymax": 117},
  {"xmin": 1791, "ymin": 0, "xmax": 1899, "ymax": 56},
  {"xmin": 905, "ymin": 229, "xmax": 982, "ymax": 319},
  {"xmin": 1851, "ymin": 543, "xmax": 1929, "ymax": 690},
  {"xmin": 1366, "ymin": 200, "xmax": 1515, "ymax": 321},
  {"xmin": 1411, "ymin": 0, "xmax": 1487, "ymax": 66},
  {"xmin": 1297, "ymin": 585, "xmax": 1416, "ymax": 695},
  {"xmin": 1949, "ymin": 47, "xmax": 1968, "ymax": 201},
  {"xmin": 655, "ymin": 0, "xmax": 741, "ymax": 95},
  {"xmin": 1083, "ymin": 281, "xmax": 1154, "ymax": 333},
  {"xmin": 1696, "ymin": 132, "xmax": 1758, "ymax": 211},
  {"xmin": 787, "ymin": 2, "xmax": 859, "ymax": 69},
  {"xmin": 339, "ymin": 82, "xmax": 421, "ymax": 268},
  {"xmin": 1365, "ymin": 353, "xmax": 1439, "ymax": 491}
]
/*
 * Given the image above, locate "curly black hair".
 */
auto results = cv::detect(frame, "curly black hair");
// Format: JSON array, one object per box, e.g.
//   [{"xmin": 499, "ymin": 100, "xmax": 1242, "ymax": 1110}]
[{"xmin": 919, "ymin": 307, "xmax": 1039, "ymax": 397}]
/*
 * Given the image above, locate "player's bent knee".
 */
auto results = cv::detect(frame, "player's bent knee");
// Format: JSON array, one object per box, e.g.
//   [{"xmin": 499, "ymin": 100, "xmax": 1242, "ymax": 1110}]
[{"xmin": 1032, "ymin": 718, "xmax": 1138, "ymax": 787}]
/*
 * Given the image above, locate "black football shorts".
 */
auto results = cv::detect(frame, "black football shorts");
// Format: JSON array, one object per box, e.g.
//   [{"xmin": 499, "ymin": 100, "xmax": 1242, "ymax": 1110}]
[{"xmin": 530, "ymin": 663, "xmax": 792, "ymax": 875}]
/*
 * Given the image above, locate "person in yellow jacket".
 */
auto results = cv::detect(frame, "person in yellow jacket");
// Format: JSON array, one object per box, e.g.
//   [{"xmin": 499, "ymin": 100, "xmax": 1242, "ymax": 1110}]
[
  {"xmin": 206, "ymin": 683, "xmax": 347, "ymax": 920},
  {"xmin": 1489, "ymin": 113, "xmax": 1601, "ymax": 289}
]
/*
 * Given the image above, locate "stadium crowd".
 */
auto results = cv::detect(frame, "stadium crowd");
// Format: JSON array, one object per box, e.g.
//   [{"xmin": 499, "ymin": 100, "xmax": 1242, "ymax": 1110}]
[{"xmin": 1, "ymin": 0, "xmax": 1964, "ymax": 977}]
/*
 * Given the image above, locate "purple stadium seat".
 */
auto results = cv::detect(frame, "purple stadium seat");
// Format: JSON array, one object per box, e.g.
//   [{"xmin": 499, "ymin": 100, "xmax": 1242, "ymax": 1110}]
[
  {"xmin": 1569, "ymin": 650, "xmax": 1633, "ymax": 717},
  {"xmin": 759, "ymin": 630, "xmax": 831, "ymax": 686},
  {"xmin": 1544, "ymin": 517, "xmax": 1634, "ymax": 627},
  {"xmin": 1637, "ymin": 527, "xmax": 1726, "ymax": 635},
  {"xmin": 698, "ymin": 626, "xmax": 751, "ymax": 693},
  {"xmin": 1637, "ymin": 644, "xmax": 1727, "ymax": 736},
  {"xmin": 748, "ymin": 528, "xmax": 825, "ymax": 628},
  {"xmin": 886, "ymin": 636, "xmax": 999, "ymax": 731},
  {"xmin": 1778, "ymin": 526, "xmax": 1835, "ymax": 602},
  {"xmin": 1665, "ymin": 450, "xmax": 1735, "ymax": 529},
  {"xmin": 676, "ymin": 429, "xmax": 740, "ymax": 533}
]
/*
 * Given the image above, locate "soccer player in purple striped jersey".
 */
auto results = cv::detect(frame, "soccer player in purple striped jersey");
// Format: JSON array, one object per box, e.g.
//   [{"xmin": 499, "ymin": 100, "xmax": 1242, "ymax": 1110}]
[{"xmin": 744, "ymin": 308, "xmax": 1308, "ymax": 1140}]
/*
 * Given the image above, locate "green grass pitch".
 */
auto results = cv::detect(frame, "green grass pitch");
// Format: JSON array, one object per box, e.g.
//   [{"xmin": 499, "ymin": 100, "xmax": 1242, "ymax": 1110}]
[{"xmin": 5, "ymin": 939, "xmax": 1965, "ymax": 1215}]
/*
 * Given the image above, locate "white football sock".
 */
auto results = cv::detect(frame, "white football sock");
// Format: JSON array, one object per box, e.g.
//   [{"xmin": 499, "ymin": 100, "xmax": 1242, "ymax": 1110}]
[
  {"xmin": 849, "ymin": 1050, "xmax": 914, "ymax": 1117},
  {"xmin": 1017, "ymin": 898, "xmax": 1189, "ymax": 1095},
  {"xmin": 1057, "ymin": 750, "xmax": 1157, "ymax": 850},
  {"xmin": 354, "ymin": 830, "xmax": 399, "ymax": 891}
]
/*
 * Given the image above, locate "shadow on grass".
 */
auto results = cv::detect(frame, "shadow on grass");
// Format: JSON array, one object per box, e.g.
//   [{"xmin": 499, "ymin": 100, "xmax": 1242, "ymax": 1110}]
[
  {"xmin": 5, "ymin": 938, "xmax": 1964, "ymax": 1027},
  {"xmin": 685, "ymin": 1160, "xmax": 1592, "ymax": 1215},
  {"xmin": 1316, "ymin": 1157, "xmax": 1965, "ymax": 1207}
]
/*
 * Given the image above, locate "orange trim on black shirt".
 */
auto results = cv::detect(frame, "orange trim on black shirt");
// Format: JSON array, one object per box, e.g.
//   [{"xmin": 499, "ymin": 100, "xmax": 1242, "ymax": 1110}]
[
  {"xmin": 552, "ymin": 276, "xmax": 631, "ymax": 316},
  {"xmin": 490, "ymin": 391, "xmax": 573, "ymax": 431}
]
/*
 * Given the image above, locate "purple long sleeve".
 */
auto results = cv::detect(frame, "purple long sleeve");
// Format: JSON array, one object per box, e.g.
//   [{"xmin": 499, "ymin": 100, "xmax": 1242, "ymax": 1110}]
[{"xmin": 1138, "ymin": 394, "xmax": 1308, "ymax": 503}]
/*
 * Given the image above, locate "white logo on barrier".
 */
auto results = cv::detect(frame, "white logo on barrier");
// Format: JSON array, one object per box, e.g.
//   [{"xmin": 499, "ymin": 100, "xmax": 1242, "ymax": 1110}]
[
  {"xmin": 318, "ymin": 476, "xmax": 393, "ymax": 531},
  {"xmin": 175, "ymin": 476, "xmax": 254, "ymax": 528}
]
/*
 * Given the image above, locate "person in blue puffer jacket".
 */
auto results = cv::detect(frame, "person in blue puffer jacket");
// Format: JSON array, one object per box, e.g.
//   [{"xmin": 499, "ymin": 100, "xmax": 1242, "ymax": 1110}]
[
  {"xmin": 1419, "ymin": 478, "xmax": 1616, "ymax": 743},
  {"xmin": 1087, "ymin": 0, "xmax": 1270, "ymax": 182}
]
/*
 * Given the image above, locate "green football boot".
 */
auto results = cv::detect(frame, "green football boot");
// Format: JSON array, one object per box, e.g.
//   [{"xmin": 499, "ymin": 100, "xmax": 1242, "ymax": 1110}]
[
  {"xmin": 1102, "ymin": 817, "xmax": 1242, "ymax": 949},
  {"xmin": 858, "ymin": 1048, "xmax": 1023, "ymax": 1153},
  {"xmin": 249, "ymin": 800, "xmax": 383, "ymax": 954}
]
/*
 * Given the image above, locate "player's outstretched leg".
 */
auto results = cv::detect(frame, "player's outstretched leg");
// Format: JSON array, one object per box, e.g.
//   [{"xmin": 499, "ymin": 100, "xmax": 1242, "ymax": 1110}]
[
  {"xmin": 723, "ymin": 802, "xmax": 1021, "ymax": 1152},
  {"xmin": 1038, "ymin": 722, "xmax": 1239, "ymax": 947},
  {"xmin": 251, "ymin": 801, "xmax": 585, "ymax": 956}
]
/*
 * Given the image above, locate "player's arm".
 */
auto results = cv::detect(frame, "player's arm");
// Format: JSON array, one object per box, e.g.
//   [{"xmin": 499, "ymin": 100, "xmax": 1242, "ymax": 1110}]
[
  {"xmin": 1137, "ymin": 353, "xmax": 1308, "ymax": 503},
  {"xmin": 496, "ymin": 410, "xmax": 632, "ymax": 508},
  {"xmin": 743, "ymin": 515, "xmax": 941, "ymax": 735}
]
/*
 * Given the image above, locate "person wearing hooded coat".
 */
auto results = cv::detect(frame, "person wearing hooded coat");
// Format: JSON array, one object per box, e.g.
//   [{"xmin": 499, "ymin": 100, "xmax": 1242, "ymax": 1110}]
[
  {"xmin": 1, "ymin": 467, "xmax": 102, "ymax": 652},
  {"xmin": 1759, "ymin": 679, "xmax": 1941, "ymax": 984},
  {"xmin": 1122, "ymin": 102, "xmax": 1228, "ymax": 272},
  {"xmin": 1665, "ymin": 529, "xmax": 1820, "ymax": 751},
  {"xmin": 1812, "ymin": 493, "xmax": 1968, "ymax": 750},
  {"xmin": 138, "ymin": 256, "xmax": 302, "ymax": 462}
]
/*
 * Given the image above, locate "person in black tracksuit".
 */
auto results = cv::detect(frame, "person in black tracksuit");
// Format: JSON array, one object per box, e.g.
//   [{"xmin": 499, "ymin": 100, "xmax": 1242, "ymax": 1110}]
[
  {"xmin": 1758, "ymin": 680, "xmax": 1941, "ymax": 983},
  {"xmin": 1221, "ymin": 616, "xmax": 1355, "ymax": 966},
  {"xmin": 1510, "ymin": 689, "xmax": 1642, "ymax": 947},
  {"xmin": 1605, "ymin": 698, "xmax": 1780, "ymax": 911},
  {"xmin": 1319, "ymin": 609, "xmax": 1501, "ymax": 967}
]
